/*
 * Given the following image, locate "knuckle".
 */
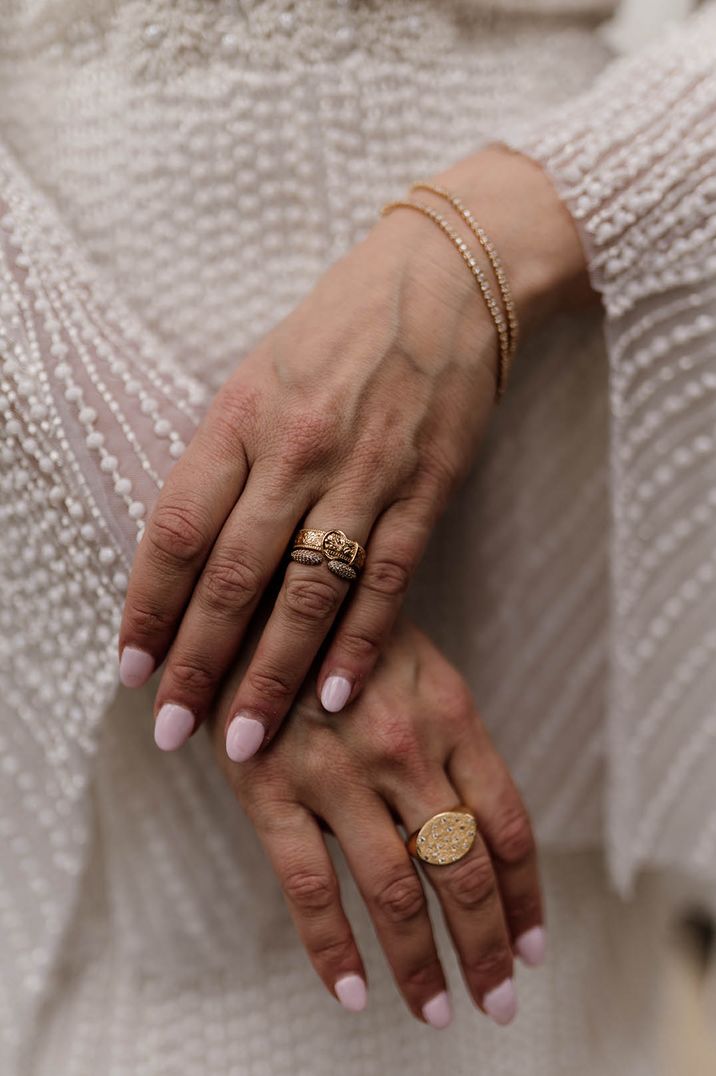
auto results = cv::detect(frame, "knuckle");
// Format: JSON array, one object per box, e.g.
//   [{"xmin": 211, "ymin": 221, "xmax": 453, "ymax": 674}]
[
  {"xmin": 401, "ymin": 961, "xmax": 444, "ymax": 995},
  {"xmin": 464, "ymin": 944, "xmax": 513, "ymax": 986},
  {"xmin": 200, "ymin": 553, "xmax": 263, "ymax": 616},
  {"xmin": 282, "ymin": 870, "xmax": 337, "ymax": 914},
  {"xmin": 281, "ymin": 411, "xmax": 338, "ymax": 471},
  {"xmin": 506, "ymin": 891, "xmax": 542, "ymax": 929},
  {"xmin": 443, "ymin": 852, "xmax": 497, "ymax": 913},
  {"xmin": 492, "ymin": 803, "xmax": 536, "ymax": 865},
  {"xmin": 361, "ymin": 555, "xmax": 412, "ymax": 599},
  {"xmin": 168, "ymin": 657, "xmax": 216, "ymax": 696},
  {"xmin": 213, "ymin": 381, "xmax": 260, "ymax": 446},
  {"xmin": 335, "ymin": 626, "xmax": 380, "ymax": 665},
  {"xmin": 148, "ymin": 502, "xmax": 208, "ymax": 565},
  {"xmin": 373, "ymin": 870, "xmax": 426, "ymax": 925},
  {"xmin": 370, "ymin": 713, "xmax": 422, "ymax": 771},
  {"xmin": 125, "ymin": 600, "xmax": 174, "ymax": 639},
  {"xmin": 420, "ymin": 447, "xmax": 464, "ymax": 497},
  {"xmin": 284, "ymin": 574, "xmax": 342, "ymax": 623},
  {"xmin": 245, "ymin": 666, "xmax": 294, "ymax": 705},
  {"xmin": 309, "ymin": 933, "xmax": 355, "ymax": 966},
  {"xmin": 439, "ymin": 679, "xmax": 473, "ymax": 729}
]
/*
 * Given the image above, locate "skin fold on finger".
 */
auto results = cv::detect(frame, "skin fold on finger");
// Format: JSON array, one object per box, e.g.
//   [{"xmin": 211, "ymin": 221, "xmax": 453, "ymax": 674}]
[
  {"xmin": 118, "ymin": 415, "xmax": 251, "ymax": 688},
  {"xmin": 223, "ymin": 503, "xmax": 377, "ymax": 762},
  {"xmin": 241, "ymin": 796, "xmax": 369, "ymax": 1014},
  {"xmin": 393, "ymin": 775, "xmax": 518, "ymax": 1026},
  {"xmin": 327, "ymin": 796, "xmax": 452, "ymax": 1030},
  {"xmin": 448, "ymin": 736, "xmax": 546, "ymax": 969},
  {"xmin": 317, "ymin": 501, "xmax": 432, "ymax": 714},
  {"xmin": 151, "ymin": 473, "xmax": 308, "ymax": 750}
]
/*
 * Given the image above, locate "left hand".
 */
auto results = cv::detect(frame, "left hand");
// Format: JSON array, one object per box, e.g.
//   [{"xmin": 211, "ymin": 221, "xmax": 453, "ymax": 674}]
[
  {"xmin": 209, "ymin": 616, "xmax": 545, "ymax": 1026},
  {"xmin": 118, "ymin": 145, "xmax": 590, "ymax": 756}
]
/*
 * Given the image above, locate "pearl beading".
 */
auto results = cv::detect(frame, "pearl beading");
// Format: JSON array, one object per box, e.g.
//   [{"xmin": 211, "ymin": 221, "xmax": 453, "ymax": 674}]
[{"xmin": 510, "ymin": 3, "xmax": 716, "ymax": 891}]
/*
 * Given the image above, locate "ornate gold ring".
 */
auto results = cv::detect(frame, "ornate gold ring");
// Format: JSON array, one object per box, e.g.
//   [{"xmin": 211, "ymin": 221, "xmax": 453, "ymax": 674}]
[
  {"xmin": 406, "ymin": 804, "xmax": 478, "ymax": 866},
  {"xmin": 290, "ymin": 527, "xmax": 366, "ymax": 582}
]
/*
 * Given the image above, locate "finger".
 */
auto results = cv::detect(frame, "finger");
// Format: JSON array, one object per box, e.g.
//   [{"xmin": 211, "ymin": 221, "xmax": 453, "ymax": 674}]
[
  {"xmin": 223, "ymin": 502, "xmax": 376, "ymax": 762},
  {"xmin": 328, "ymin": 795, "xmax": 452, "ymax": 1030},
  {"xmin": 449, "ymin": 737, "xmax": 545, "ymax": 969},
  {"xmin": 151, "ymin": 468, "xmax": 305, "ymax": 749},
  {"xmin": 395, "ymin": 775, "xmax": 518, "ymax": 1027},
  {"xmin": 118, "ymin": 387, "xmax": 253, "ymax": 688},
  {"xmin": 249, "ymin": 798, "xmax": 368, "ymax": 1014},
  {"xmin": 317, "ymin": 501, "xmax": 430, "ymax": 713}
]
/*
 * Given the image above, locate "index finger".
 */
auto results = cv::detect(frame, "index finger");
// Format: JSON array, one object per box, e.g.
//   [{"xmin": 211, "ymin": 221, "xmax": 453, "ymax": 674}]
[{"xmin": 117, "ymin": 398, "xmax": 250, "ymax": 687}]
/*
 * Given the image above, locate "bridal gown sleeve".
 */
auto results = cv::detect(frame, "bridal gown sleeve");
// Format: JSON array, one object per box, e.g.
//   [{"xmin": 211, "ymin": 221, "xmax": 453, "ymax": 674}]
[
  {"xmin": 0, "ymin": 137, "xmax": 206, "ymax": 1020},
  {"xmin": 506, "ymin": 1, "xmax": 716, "ymax": 891}
]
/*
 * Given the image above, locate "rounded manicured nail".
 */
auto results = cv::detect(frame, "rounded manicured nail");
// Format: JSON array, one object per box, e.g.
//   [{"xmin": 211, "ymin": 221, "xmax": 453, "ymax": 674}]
[
  {"xmin": 119, "ymin": 646, "xmax": 154, "ymax": 689},
  {"xmin": 422, "ymin": 991, "xmax": 453, "ymax": 1030},
  {"xmin": 320, "ymin": 675, "xmax": 352, "ymax": 713},
  {"xmin": 334, "ymin": 973, "xmax": 367, "ymax": 1013},
  {"xmin": 516, "ymin": 925, "xmax": 547, "ymax": 967},
  {"xmin": 226, "ymin": 712, "xmax": 265, "ymax": 762},
  {"xmin": 483, "ymin": 978, "xmax": 517, "ymax": 1026},
  {"xmin": 154, "ymin": 703, "xmax": 195, "ymax": 752}
]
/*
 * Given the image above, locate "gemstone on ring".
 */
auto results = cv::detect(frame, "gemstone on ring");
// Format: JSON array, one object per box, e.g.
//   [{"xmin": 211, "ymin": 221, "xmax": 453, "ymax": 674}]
[
  {"xmin": 327, "ymin": 559, "xmax": 357, "ymax": 581},
  {"xmin": 291, "ymin": 548, "xmax": 323, "ymax": 566}
]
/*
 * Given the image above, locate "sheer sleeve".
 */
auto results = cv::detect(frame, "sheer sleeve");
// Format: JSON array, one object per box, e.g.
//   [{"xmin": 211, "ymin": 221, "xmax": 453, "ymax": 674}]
[
  {"xmin": 0, "ymin": 137, "xmax": 208, "ymax": 1004},
  {"xmin": 0, "ymin": 132, "xmax": 210, "ymax": 749},
  {"xmin": 505, "ymin": 1, "xmax": 716, "ymax": 891}
]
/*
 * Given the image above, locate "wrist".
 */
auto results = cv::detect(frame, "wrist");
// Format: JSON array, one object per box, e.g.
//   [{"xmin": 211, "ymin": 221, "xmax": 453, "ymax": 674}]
[{"xmin": 430, "ymin": 143, "xmax": 596, "ymax": 334}]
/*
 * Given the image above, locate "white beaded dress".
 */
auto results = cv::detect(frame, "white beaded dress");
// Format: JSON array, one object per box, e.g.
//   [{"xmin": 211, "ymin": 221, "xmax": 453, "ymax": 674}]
[{"xmin": 1, "ymin": 1, "xmax": 716, "ymax": 1073}]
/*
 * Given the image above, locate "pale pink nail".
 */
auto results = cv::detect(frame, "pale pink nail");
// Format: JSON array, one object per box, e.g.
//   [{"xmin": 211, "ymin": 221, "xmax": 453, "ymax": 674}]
[
  {"xmin": 154, "ymin": 703, "xmax": 194, "ymax": 752},
  {"xmin": 516, "ymin": 926, "xmax": 547, "ymax": 968},
  {"xmin": 320, "ymin": 675, "xmax": 352, "ymax": 713},
  {"xmin": 334, "ymin": 974, "xmax": 367, "ymax": 1013},
  {"xmin": 119, "ymin": 646, "xmax": 155, "ymax": 689},
  {"xmin": 226, "ymin": 712, "xmax": 265, "ymax": 762},
  {"xmin": 483, "ymin": 978, "xmax": 518, "ymax": 1026},
  {"xmin": 422, "ymin": 991, "xmax": 453, "ymax": 1030}
]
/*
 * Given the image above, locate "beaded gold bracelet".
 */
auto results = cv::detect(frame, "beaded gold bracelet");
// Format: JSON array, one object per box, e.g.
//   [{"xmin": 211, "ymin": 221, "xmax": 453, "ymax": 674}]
[
  {"xmin": 380, "ymin": 189, "xmax": 518, "ymax": 400},
  {"xmin": 411, "ymin": 182, "xmax": 519, "ymax": 361}
]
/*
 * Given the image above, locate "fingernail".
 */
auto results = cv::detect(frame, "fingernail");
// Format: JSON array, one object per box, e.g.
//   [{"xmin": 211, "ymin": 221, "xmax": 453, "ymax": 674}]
[
  {"xmin": 483, "ymin": 978, "xmax": 518, "ymax": 1026},
  {"xmin": 154, "ymin": 703, "xmax": 195, "ymax": 752},
  {"xmin": 320, "ymin": 675, "xmax": 352, "ymax": 713},
  {"xmin": 119, "ymin": 646, "xmax": 154, "ymax": 689},
  {"xmin": 516, "ymin": 925, "xmax": 547, "ymax": 968},
  {"xmin": 422, "ymin": 991, "xmax": 453, "ymax": 1030},
  {"xmin": 226, "ymin": 712, "xmax": 265, "ymax": 762},
  {"xmin": 334, "ymin": 973, "xmax": 367, "ymax": 1013}
]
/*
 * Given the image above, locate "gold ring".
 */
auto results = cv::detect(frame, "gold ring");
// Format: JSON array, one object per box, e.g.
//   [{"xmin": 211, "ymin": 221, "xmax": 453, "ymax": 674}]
[
  {"xmin": 406, "ymin": 804, "xmax": 478, "ymax": 866},
  {"xmin": 291, "ymin": 527, "xmax": 367, "ymax": 582}
]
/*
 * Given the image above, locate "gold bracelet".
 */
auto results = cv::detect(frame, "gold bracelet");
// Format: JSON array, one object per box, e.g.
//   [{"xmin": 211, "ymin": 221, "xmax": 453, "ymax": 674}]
[
  {"xmin": 381, "ymin": 199, "xmax": 510, "ymax": 398},
  {"xmin": 410, "ymin": 182, "xmax": 519, "ymax": 363}
]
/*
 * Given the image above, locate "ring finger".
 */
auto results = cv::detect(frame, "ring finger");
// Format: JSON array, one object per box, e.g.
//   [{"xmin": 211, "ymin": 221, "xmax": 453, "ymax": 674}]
[
  {"xmin": 223, "ymin": 498, "xmax": 378, "ymax": 761},
  {"xmin": 393, "ymin": 777, "xmax": 518, "ymax": 1026}
]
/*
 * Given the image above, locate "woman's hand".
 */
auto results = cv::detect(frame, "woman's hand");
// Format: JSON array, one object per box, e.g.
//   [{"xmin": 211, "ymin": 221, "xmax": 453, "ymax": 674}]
[
  {"xmin": 119, "ymin": 145, "xmax": 589, "ymax": 756},
  {"xmin": 209, "ymin": 618, "xmax": 545, "ymax": 1028}
]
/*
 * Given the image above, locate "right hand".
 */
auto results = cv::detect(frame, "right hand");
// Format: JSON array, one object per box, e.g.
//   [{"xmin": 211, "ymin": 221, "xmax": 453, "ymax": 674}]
[{"xmin": 209, "ymin": 618, "xmax": 545, "ymax": 1028}]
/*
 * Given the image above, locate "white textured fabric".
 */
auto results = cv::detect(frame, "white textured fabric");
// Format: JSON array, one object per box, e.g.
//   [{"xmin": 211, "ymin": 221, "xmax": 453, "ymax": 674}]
[{"xmin": 1, "ymin": 1, "xmax": 716, "ymax": 1072}]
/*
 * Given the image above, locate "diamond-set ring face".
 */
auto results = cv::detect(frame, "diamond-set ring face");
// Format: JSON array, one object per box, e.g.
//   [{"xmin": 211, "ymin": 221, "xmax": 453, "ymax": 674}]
[{"xmin": 415, "ymin": 810, "xmax": 477, "ymax": 865}]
